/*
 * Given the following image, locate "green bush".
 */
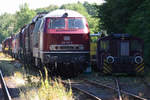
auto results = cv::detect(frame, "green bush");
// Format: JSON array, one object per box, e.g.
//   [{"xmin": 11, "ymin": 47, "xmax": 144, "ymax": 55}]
[{"xmin": 126, "ymin": 0, "xmax": 150, "ymax": 64}]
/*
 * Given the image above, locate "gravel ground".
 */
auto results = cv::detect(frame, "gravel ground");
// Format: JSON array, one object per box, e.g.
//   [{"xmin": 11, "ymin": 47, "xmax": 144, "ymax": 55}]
[
  {"xmin": 4, "ymin": 76, "xmax": 20, "ymax": 100},
  {"xmin": 1, "ymin": 53, "xmax": 150, "ymax": 100},
  {"xmin": 72, "ymin": 72, "xmax": 150, "ymax": 100},
  {"xmin": 0, "ymin": 53, "xmax": 32, "ymax": 100}
]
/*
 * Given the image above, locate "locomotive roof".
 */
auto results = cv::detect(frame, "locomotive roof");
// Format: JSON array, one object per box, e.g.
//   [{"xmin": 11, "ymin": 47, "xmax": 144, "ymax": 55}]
[{"xmin": 44, "ymin": 9, "xmax": 84, "ymax": 18}]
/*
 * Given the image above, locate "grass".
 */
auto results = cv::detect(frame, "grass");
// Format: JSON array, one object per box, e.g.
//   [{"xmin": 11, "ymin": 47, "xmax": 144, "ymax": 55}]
[
  {"xmin": 0, "ymin": 53, "xmax": 74, "ymax": 100},
  {"xmin": 20, "ymin": 68, "xmax": 74, "ymax": 100}
]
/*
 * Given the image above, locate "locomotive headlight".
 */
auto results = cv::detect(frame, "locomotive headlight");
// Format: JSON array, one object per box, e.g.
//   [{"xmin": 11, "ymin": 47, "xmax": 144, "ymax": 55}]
[
  {"xmin": 50, "ymin": 45, "xmax": 53, "ymax": 50},
  {"xmin": 50, "ymin": 45, "xmax": 57, "ymax": 50},
  {"xmin": 135, "ymin": 56, "xmax": 143, "ymax": 64},
  {"xmin": 106, "ymin": 56, "xmax": 114, "ymax": 63}
]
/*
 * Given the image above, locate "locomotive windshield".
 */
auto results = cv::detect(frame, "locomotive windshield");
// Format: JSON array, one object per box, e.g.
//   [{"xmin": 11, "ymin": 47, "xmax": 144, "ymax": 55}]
[
  {"xmin": 48, "ymin": 18, "xmax": 84, "ymax": 29},
  {"xmin": 49, "ymin": 18, "xmax": 65, "ymax": 29},
  {"xmin": 68, "ymin": 18, "xmax": 84, "ymax": 29}
]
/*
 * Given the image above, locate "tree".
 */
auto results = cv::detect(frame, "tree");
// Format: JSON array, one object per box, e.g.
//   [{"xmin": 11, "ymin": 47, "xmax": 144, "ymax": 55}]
[
  {"xmin": 0, "ymin": 13, "xmax": 16, "ymax": 42},
  {"xmin": 35, "ymin": 5, "xmax": 58, "ymax": 13},
  {"xmin": 126, "ymin": 0, "xmax": 150, "ymax": 63},
  {"xmin": 98, "ymin": 0, "xmax": 145, "ymax": 34},
  {"xmin": 83, "ymin": 1, "xmax": 99, "ymax": 16},
  {"xmin": 14, "ymin": 3, "xmax": 36, "ymax": 32}
]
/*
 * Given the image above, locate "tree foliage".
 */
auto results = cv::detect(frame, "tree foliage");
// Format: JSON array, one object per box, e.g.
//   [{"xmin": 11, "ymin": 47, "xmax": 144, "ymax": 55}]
[
  {"xmin": 0, "ymin": 3, "xmax": 36, "ymax": 41},
  {"xmin": 35, "ymin": 5, "xmax": 58, "ymax": 13},
  {"xmin": 0, "ymin": 13, "xmax": 16, "ymax": 41},
  {"xmin": 83, "ymin": 1, "xmax": 99, "ymax": 16},
  {"xmin": 126, "ymin": 0, "xmax": 150, "ymax": 63},
  {"xmin": 98, "ymin": 0, "xmax": 145, "ymax": 34},
  {"xmin": 14, "ymin": 3, "xmax": 36, "ymax": 32},
  {"xmin": 98, "ymin": 0, "xmax": 150, "ymax": 63}
]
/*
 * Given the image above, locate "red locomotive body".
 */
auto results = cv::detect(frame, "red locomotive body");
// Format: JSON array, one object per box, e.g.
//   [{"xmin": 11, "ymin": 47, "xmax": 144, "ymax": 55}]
[
  {"xmin": 2, "ymin": 38, "xmax": 9, "ymax": 53},
  {"xmin": 31, "ymin": 9, "xmax": 90, "ymax": 76},
  {"xmin": 23, "ymin": 23, "xmax": 35, "ymax": 64},
  {"xmin": 2, "ymin": 37, "xmax": 13, "ymax": 54},
  {"xmin": 12, "ymin": 33, "xmax": 20, "ymax": 58}
]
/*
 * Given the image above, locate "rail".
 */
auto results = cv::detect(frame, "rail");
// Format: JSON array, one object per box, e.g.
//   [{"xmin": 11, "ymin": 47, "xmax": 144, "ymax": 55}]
[
  {"xmin": 0, "ymin": 70, "xmax": 11, "ymax": 100},
  {"xmin": 115, "ymin": 78, "xmax": 122, "ymax": 100},
  {"xmin": 62, "ymin": 81, "xmax": 102, "ymax": 100},
  {"xmin": 84, "ymin": 79, "xmax": 147, "ymax": 100}
]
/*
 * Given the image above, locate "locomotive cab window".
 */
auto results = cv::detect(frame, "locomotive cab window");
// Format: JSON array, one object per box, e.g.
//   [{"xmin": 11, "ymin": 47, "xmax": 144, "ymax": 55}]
[
  {"xmin": 68, "ymin": 18, "xmax": 84, "ymax": 29},
  {"xmin": 99, "ymin": 40, "xmax": 109, "ymax": 51},
  {"xmin": 48, "ymin": 18, "xmax": 65, "ymax": 29}
]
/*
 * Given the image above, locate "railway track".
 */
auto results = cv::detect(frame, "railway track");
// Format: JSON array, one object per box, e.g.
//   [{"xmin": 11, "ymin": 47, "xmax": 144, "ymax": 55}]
[
  {"xmin": 84, "ymin": 78, "xmax": 148, "ymax": 100},
  {"xmin": 63, "ymin": 77, "xmax": 148, "ymax": 100},
  {"xmin": 0, "ymin": 70, "xmax": 11, "ymax": 100},
  {"xmin": 62, "ymin": 81, "xmax": 102, "ymax": 100},
  {"xmin": 63, "ymin": 80, "xmax": 118, "ymax": 100}
]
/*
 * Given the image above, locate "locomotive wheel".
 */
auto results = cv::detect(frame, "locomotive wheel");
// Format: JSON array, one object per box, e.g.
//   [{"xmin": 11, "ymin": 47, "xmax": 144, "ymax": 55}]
[{"xmin": 39, "ymin": 62, "xmax": 87, "ymax": 78}]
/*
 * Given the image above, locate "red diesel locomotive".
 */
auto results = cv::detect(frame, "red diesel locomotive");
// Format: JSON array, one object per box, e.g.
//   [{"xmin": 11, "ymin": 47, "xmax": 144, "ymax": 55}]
[
  {"xmin": 32, "ymin": 9, "xmax": 90, "ymax": 75},
  {"xmin": 3, "ymin": 9, "xmax": 90, "ymax": 76}
]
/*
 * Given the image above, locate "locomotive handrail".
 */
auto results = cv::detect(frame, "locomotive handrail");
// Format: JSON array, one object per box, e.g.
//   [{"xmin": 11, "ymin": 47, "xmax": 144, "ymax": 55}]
[
  {"xmin": 40, "ymin": 51, "xmax": 90, "ymax": 53},
  {"xmin": 0, "ymin": 70, "xmax": 12, "ymax": 100},
  {"xmin": 90, "ymin": 32, "xmax": 102, "ymax": 37}
]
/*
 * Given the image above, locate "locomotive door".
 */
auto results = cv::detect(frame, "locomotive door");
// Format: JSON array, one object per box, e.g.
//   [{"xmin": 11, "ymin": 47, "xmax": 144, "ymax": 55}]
[
  {"xmin": 33, "ymin": 19, "xmax": 43, "ymax": 58},
  {"xmin": 119, "ymin": 40, "xmax": 130, "ymax": 72},
  {"xmin": 97, "ymin": 39, "xmax": 110, "ymax": 72}
]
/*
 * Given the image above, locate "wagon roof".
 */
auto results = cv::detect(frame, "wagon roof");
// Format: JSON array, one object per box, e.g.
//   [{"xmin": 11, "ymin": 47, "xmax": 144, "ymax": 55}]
[{"xmin": 44, "ymin": 9, "xmax": 84, "ymax": 18}]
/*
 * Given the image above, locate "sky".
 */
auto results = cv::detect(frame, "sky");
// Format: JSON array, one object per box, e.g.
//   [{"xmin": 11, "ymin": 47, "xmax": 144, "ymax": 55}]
[{"xmin": 0, "ymin": 0, "xmax": 104, "ymax": 15}]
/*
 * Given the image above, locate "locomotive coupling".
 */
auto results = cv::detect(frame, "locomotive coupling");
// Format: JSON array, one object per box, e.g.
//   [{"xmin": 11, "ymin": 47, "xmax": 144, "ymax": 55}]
[{"xmin": 135, "ymin": 56, "xmax": 143, "ymax": 64}]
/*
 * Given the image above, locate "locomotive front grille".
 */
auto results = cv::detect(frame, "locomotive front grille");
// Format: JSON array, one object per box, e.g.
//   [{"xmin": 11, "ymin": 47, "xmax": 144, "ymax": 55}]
[
  {"xmin": 120, "ymin": 41, "xmax": 129, "ymax": 56},
  {"xmin": 115, "ymin": 56, "xmax": 134, "ymax": 64},
  {"xmin": 50, "ymin": 44, "xmax": 84, "ymax": 50}
]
